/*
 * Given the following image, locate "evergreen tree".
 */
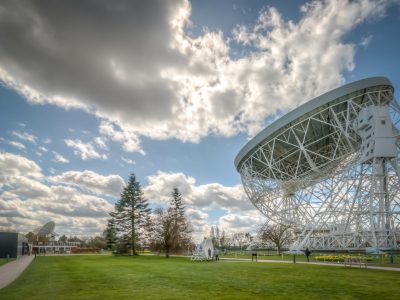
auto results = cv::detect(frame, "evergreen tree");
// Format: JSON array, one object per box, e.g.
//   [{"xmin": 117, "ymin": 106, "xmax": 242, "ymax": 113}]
[
  {"xmin": 170, "ymin": 187, "xmax": 185, "ymax": 219},
  {"xmin": 103, "ymin": 218, "xmax": 117, "ymax": 251},
  {"xmin": 169, "ymin": 187, "xmax": 190, "ymax": 254},
  {"xmin": 112, "ymin": 173, "xmax": 151, "ymax": 255}
]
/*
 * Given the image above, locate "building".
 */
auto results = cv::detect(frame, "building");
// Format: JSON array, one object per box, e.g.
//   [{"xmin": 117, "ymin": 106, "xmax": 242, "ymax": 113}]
[
  {"xmin": 31, "ymin": 241, "xmax": 80, "ymax": 254},
  {"xmin": 0, "ymin": 232, "xmax": 30, "ymax": 259}
]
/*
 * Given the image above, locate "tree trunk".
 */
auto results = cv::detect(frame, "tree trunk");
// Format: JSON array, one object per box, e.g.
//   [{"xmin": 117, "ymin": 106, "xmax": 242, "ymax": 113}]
[
  {"xmin": 165, "ymin": 246, "xmax": 170, "ymax": 258},
  {"xmin": 131, "ymin": 202, "xmax": 137, "ymax": 256}
]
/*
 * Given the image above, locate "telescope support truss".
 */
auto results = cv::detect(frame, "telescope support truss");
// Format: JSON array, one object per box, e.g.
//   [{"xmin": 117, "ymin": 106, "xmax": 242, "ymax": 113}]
[{"xmin": 238, "ymin": 86, "xmax": 400, "ymax": 251}]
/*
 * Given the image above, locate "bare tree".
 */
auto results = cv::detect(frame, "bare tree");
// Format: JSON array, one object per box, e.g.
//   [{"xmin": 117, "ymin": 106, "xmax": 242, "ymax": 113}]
[
  {"xmin": 150, "ymin": 188, "xmax": 193, "ymax": 257},
  {"xmin": 259, "ymin": 223, "xmax": 293, "ymax": 254}
]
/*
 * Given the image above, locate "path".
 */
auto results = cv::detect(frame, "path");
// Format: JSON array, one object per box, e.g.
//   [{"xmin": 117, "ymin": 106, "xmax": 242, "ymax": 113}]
[
  {"xmin": 0, "ymin": 255, "xmax": 34, "ymax": 289},
  {"xmin": 219, "ymin": 257, "xmax": 400, "ymax": 271}
]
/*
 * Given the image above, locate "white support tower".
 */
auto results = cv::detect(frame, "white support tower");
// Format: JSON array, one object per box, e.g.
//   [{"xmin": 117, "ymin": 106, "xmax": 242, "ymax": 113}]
[{"xmin": 235, "ymin": 77, "xmax": 400, "ymax": 252}]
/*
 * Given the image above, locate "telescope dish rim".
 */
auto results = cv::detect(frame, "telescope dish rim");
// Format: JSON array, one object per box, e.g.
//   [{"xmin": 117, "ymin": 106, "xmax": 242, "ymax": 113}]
[
  {"xmin": 37, "ymin": 221, "xmax": 56, "ymax": 237},
  {"xmin": 234, "ymin": 76, "xmax": 393, "ymax": 171}
]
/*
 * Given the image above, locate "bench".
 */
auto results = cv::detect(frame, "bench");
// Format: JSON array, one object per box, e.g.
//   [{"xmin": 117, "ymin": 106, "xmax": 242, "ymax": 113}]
[{"xmin": 343, "ymin": 257, "xmax": 367, "ymax": 268}]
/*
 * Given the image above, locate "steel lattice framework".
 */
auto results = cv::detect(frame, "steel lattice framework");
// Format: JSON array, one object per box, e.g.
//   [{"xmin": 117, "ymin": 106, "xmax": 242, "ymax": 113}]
[{"xmin": 235, "ymin": 77, "xmax": 400, "ymax": 251}]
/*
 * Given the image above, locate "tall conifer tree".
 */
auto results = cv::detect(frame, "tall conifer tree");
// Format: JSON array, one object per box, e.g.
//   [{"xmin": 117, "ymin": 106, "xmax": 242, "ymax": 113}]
[
  {"xmin": 103, "ymin": 218, "xmax": 117, "ymax": 251},
  {"xmin": 112, "ymin": 173, "xmax": 151, "ymax": 255}
]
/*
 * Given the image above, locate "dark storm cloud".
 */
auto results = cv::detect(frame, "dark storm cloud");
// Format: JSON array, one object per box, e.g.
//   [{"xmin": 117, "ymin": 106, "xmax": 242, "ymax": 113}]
[{"xmin": 0, "ymin": 0, "xmax": 186, "ymax": 122}]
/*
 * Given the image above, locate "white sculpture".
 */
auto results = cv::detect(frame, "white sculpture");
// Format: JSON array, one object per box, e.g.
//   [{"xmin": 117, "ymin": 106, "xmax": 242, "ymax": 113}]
[{"xmin": 191, "ymin": 238, "xmax": 214, "ymax": 261}]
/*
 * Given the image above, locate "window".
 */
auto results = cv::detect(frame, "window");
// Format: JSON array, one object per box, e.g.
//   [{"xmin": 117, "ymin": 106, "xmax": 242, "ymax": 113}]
[{"xmin": 381, "ymin": 119, "xmax": 386, "ymax": 125}]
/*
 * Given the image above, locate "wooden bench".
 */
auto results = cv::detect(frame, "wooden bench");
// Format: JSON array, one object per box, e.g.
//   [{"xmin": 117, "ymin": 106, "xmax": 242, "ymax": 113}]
[{"xmin": 343, "ymin": 257, "xmax": 367, "ymax": 268}]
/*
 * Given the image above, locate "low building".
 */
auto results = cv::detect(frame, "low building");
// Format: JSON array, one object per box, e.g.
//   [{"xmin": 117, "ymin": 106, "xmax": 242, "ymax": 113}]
[
  {"xmin": 0, "ymin": 232, "xmax": 30, "ymax": 259},
  {"xmin": 32, "ymin": 241, "xmax": 80, "ymax": 254}
]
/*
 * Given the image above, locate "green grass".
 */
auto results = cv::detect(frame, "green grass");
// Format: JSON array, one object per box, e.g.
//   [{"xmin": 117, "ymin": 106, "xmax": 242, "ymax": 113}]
[
  {"xmin": 0, "ymin": 259, "xmax": 13, "ymax": 267},
  {"xmin": 1, "ymin": 255, "xmax": 400, "ymax": 300},
  {"xmin": 222, "ymin": 251, "xmax": 400, "ymax": 266},
  {"xmin": 223, "ymin": 252, "xmax": 309, "ymax": 261}
]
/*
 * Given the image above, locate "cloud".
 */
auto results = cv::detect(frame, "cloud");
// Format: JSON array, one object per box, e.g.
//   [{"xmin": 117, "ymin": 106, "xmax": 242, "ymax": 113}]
[
  {"xmin": 186, "ymin": 207, "xmax": 210, "ymax": 240},
  {"xmin": 49, "ymin": 170, "xmax": 125, "ymax": 198},
  {"xmin": 9, "ymin": 141, "xmax": 26, "ymax": 150},
  {"xmin": 144, "ymin": 171, "xmax": 254, "ymax": 212},
  {"xmin": 144, "ymin": 171, "xmax": 196, "ymax": 204},
  {"xmin": 99, "ymin": 121, "xmax": 144, "ymax": 154},
  {"xmin": 218, "ymin": 214, "xmax": 264, "ymax": 234},
  {"xmin": 0, "ymin": 151, "xmax": 263, "ymax": 238},
  {"xmin": 94, "ymin": 137, "xmax": 108, "ymax": 150},
  {"xmin": 143, "ymin": 171, "xmax": 262, "ymax": 240},
  {"xmin": 8, "ymin": 176, "xmax": 51, "ymax": 198},
  {"xmin": 11, "ymin": 131, "xmax": 37, "ymax": 144},
  {"xmin": 0, "ymin": 152, "xmax": 42, "ymax": 183},
  {"xmin": 121, "ymin": 157, "xmax": 135, "ymax": 165},
  {"xmin": 0, "ymin": 0, "xmax": 392, "ymax": 152},
  {"xmin": 0, "ymin": 187, "xmax": 113, "ymax": 235},
  {"xmin": 0, "ymin": 137, "xmax": 26, "ymax": 150},
  {"xmin": 360, "ymin": 34, "xmax": 373, "ymax": 48},
  {"xmin": 65, "ymin": 139, "xmax": 107, "ymax": 160},
  {"xmin": 52, "ymin": 151, "xmax": 69, "ymax": 163},
  {"xmin": 0, "ymin": 152, "xmax": 114, "ymax": 235}
]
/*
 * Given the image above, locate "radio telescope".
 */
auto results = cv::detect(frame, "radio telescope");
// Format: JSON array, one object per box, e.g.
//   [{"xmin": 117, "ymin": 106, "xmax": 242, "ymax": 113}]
[
  {"xmin": 37, "ymin": 221, "xmax": 57, "ymax": 241},
  {"xmin": 235, "ymin": 77, "xmax": 400, "ymax": 252}
]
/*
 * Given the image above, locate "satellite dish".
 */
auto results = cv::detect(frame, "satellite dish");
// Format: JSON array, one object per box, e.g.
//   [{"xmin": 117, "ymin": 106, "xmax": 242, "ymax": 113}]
[
  {"xmin": 37, "ymin": 221, "xmax": 56, "ymax": 237},
  {"xmin": 235, "ymin": 77, "xmax": 400, "ymax": 252}
]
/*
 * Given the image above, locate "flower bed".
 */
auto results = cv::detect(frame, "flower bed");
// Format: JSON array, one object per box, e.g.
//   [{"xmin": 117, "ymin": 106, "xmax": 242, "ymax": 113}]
[{"xmin": 315, "ymin": 255, "xmax": 373, "ymax": 262}]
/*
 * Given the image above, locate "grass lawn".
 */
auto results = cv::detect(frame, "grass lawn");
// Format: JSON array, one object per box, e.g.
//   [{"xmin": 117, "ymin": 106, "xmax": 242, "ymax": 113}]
[
  {"xmin": 1, "ymin": 255, "xmax": 400, "ymax": 300},
  {"xmin": 222, "ymin": 252, "xmax": 400, "ymax": 266},
  {"xmin": 0, "ymin": 259, "xmax": 13, "ymax": 267}
]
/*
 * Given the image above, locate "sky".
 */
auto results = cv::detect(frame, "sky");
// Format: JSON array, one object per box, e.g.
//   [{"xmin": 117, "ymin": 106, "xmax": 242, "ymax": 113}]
[{"xmin": 0, "ymin": 0, "xmax": 400, "ymax": 241}]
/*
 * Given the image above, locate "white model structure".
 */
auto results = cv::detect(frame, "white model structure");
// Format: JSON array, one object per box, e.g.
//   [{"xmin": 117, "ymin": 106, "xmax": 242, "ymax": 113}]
[
  {"xmin": 191, "ymin": 238, "xmax": 214, "ymax": 261},
  {"xmin": 235, "ymin": 77, "xmax": 400, "ymax": 252}
]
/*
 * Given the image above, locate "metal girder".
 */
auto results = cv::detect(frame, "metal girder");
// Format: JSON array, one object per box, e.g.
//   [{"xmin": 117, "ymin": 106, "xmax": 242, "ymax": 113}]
[{"xmin": 238, "ymin": 85, "xmax": 400, "ymax": 251}]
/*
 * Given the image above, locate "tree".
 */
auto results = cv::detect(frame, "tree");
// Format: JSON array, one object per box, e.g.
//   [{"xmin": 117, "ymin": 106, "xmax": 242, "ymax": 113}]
[
  {"xmin": 87, "ymin": 236, "xmax": 107, "ymax": 249},
  {"xmin": 103, "ymin": 218, "xmax": 118, "ymax": 251},
  {"xmin": 230, "ymin": 232, "xmax": 252, "ymax": 250},
  {"xmin": 112, "ymin": 173, "xmax": 151, "ymax": 256},
  {"xmin": 151, "ymin": 207, "xmax": 174, "ymax": 257},
  {"xmin": 151, "ymin": 188, "xmax": 193, "ymax": 257},
  {"xmin": 25, "ymin": 232, "xmax": 37, "ymax": 243},
  {"xmin": 58, "ymin": 234, "xmax": 68, "ymax": 243},
  {"xmin": 259, "ymin": 223, "xmax": 293, "ymax": 254}
]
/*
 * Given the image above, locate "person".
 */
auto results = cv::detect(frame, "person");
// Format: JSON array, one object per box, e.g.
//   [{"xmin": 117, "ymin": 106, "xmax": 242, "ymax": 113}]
[
  {"xmin": 305, "ymin": 247, "xmax": 311, "ymax": 262},
  {"xmin": 252, "ymin": 250, "xmax": 257, "ymax": 262},
  {"xmin": 208, "ymin": 248, "xmax": 211, "ymax": 259},
  {"xmin": 214, "ymin": 249, "xmax": 219, "ymax": 261}
]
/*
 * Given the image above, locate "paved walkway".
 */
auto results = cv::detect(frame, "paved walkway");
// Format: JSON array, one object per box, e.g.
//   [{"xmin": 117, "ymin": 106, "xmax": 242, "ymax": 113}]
[
  {"xmin": 0, "ymin": 255, "xmax": 35, "ymax": 289},
  {"xmin": 220, "ymin": 257, "xmax": 400, "ymax": 272}
]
